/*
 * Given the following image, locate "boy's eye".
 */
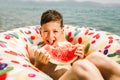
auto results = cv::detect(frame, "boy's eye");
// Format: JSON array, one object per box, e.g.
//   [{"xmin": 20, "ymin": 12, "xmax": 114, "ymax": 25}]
[
  {"xmin": 44, "ymin": 31, "xmax": 48, "ymax": 32},
  {"xmin": 54, "ymin": 31, "xmax": 58, "ymax": 33}
]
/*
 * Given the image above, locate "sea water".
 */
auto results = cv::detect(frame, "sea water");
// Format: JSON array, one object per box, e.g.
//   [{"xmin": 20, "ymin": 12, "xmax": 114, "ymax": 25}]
[{"xmin": 0, "ymin": 1, "xmax": 120, "ymax": 36}]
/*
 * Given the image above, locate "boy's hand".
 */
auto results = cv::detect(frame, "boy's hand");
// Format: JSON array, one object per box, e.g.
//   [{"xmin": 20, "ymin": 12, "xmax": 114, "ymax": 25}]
[
  {"xmin": 34, "ymin": 49, "xmax": 50, "ymax": 67},
  {"xmin": 74, "ymin": 44, "xmax": 85, "ymax": 59}
]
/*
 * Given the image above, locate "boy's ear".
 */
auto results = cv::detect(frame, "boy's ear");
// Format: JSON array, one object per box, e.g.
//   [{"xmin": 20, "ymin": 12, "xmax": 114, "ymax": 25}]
[{"xmin": 61, "ymin": 28, "xmax": 64, "ymax": 34}]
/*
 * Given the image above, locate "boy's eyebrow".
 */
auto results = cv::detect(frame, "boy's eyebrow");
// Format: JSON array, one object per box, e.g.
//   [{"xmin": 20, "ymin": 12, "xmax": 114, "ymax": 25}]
[{"xmin": 43, "ymin": 30, "xmax": 48, "ymax": 31}]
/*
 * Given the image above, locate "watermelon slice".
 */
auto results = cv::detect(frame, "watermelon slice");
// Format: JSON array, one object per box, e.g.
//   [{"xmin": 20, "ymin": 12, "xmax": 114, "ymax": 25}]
[{"xmin": 40, "ymin": 42, "xmax": 78, "ymax": 64}]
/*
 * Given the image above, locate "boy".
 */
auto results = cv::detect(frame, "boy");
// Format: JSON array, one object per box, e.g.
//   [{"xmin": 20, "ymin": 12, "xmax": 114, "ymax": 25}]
[
  {"xmin": 28, "ymin": 10, "xmax": 84, "ymax": 80},
  {"xmin": 29, "ymin": 10, "xmax": 120, "ymax": 80}
]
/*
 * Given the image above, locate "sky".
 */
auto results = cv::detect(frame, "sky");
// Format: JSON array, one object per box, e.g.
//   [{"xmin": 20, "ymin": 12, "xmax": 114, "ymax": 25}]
[
  {"xmin": 1, "ymin": 0, "xmax": 120, "ymax": 4},
  {"xmin": 19, "ymin": 0, "xmax": 120, "ymax": 4},
  {"xmin": 75, "ymin": 0, "xmax": 120, "ymax": 4}
]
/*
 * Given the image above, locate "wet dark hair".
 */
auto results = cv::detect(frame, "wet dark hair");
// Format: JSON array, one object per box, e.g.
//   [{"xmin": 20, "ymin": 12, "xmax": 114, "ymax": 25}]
[{"xmin": 40, "ymin": 10, "xmax": 63, "ymax": 28}]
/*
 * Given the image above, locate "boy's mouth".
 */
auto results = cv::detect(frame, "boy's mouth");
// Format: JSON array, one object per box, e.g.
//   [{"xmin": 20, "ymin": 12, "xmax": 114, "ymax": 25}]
[{"xmin": 46, "ymin": 40, "xmax": 55, "ymax": 45}]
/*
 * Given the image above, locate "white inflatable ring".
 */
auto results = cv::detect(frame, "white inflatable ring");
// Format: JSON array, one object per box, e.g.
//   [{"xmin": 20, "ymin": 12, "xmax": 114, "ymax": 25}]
[{"xmin": 0, "ymin": 25, "xmax": 120, "ymax": 80}]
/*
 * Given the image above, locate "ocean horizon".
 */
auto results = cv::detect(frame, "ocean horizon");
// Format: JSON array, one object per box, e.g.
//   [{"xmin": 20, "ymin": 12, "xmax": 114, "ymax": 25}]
[{"xmin": 0, "ymin": 1, "xmax": 120, "ymax": 36}]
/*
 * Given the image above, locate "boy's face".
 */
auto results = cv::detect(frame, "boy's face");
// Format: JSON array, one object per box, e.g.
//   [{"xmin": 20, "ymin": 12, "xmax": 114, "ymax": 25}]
[{"xmin": 40, "ymin": 21, "xmax": 64, "ymax": 46}]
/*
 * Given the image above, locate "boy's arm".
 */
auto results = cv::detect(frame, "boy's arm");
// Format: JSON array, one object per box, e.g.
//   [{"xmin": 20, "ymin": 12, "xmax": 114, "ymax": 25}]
[{"xmin": 28, "ymin": 46, "xmax": 38, "ymax": 64}]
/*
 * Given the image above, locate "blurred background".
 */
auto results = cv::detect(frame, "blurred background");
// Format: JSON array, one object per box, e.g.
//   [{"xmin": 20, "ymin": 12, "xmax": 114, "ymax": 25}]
[{"xmin": 0, "ymin": 0, "xmax": 120, "ymax": 35}]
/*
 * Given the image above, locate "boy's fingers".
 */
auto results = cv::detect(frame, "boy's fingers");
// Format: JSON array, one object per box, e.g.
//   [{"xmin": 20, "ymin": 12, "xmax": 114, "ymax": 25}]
[
  {"xmin": 75, "ymin": 52, "xmax": 83, "ymax": 56},
  {"xmin": 77, "ymin": 46, "xmax": 84, "ymax": 50},
  {"xmin": 40, "ymin": 51, "xmax": 50, "ymax": 64},
  {"xmin": 75, "ymin": 50, "xmax": 83, "ymax": 53},
  {"xmin": 75, "ymin": 49, "xmax": 84, "ymax": 59},
  {"xmin": 38, "ymin": 52, "xmax": 45, "ymax": 61},
  {"xmin": 44, "ymin": 57, "xmax": 49, "ymax": 64}
]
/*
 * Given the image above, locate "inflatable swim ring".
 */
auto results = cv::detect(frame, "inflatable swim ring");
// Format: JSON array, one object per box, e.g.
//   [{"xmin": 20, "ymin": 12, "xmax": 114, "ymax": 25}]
[{"xmin": 0, "ymin": 25, "xmax": 120, "ymax": 80}]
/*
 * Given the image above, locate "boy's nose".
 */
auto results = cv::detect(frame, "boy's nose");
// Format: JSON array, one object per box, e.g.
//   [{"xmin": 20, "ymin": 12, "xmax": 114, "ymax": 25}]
[{"xmin": 47, "ymin": 33, "xmax": 55, "ymax": 43}]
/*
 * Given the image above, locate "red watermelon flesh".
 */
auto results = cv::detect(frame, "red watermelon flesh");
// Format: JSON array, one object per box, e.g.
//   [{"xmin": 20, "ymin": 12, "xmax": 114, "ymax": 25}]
[{"xmin": 42, "ymin": 43, "xmax": 78, "ymax": 64}]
